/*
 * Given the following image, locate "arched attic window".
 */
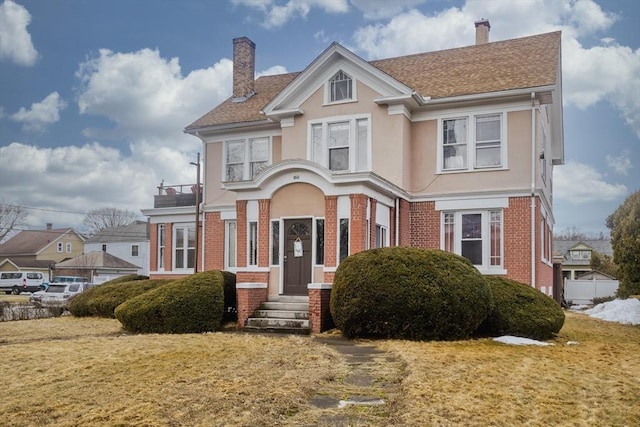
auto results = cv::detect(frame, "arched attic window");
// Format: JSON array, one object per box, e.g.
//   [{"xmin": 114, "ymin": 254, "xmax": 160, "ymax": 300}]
[{"xmin": 330, "ymin": 70, "xmax": 353, "ymax": 102}]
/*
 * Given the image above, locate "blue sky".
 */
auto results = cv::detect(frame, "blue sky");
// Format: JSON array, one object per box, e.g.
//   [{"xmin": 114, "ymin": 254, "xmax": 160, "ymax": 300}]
[{"xmin": 0, "ymin": 0, "xmax": 638, "ymax": 237}]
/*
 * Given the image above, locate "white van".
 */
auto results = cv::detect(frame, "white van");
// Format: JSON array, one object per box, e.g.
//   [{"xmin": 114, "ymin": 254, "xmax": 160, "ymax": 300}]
[{"xmin": 0, "ymin": 271, "xmax": 45, "ymax": 295}]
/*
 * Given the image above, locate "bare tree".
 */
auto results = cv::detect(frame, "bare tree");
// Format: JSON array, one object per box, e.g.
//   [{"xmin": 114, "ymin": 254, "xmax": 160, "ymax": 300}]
[
  {"xmin": 0, "ymin": 201, "xmax": 27, "ymax": 243},
  {"xmin": 82, "ymin": 207, "xmax": 138, "ymax": 235}
]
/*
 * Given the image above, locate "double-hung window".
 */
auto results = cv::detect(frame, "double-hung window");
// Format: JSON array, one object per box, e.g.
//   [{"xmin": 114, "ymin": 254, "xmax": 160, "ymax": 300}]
[
  {"xmin": 225, "ymin": 220, "xmax": 236, "ymax": 271},
  {"xmin": 309, "ymin": 116, "xmax": 370, "ymax": 172},
  {"xmin": 441, "ymin": 210, "xmax": 504, "ymax": 273},
  {"xmin": 174, "ymin": 224, "xmax": 195, "ymax": 269},
  {"xmin": 158, "ymin": 224, "xmax": 165, "ymax": 269},
  {"xmin": 441, "ymin": 113, "xmax": 504, "ymax": 172},
  {"xmin": 224, "ymin": 137, "xmax": 271, "ymax": 181}
]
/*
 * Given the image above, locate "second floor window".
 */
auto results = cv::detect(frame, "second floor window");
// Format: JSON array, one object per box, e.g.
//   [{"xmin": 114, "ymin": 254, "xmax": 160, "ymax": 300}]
[
  {"xmin": 131, "ymin": 244, "xmax": 139, "ymax": 257},
  {"xmin": 441, "ymin": 113, "xmax": 504, "ymax": 172},
  {"xmin": 309, "ymin": 116, "xmax": 369, "ymax": 172},
  {"xmin": 224, "ymin": 137, "xmax": 270, "ymax": 181},
  {"xmin": 57, "ymin": 242, "xmax": 63, "ymax": 253},
  {"xmin": 66, "ymin": 243, "xmax": 72, "ymax": 253}
]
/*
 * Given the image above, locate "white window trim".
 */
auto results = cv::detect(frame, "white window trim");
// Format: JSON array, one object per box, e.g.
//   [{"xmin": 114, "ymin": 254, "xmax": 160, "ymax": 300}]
[
  {"xmin": 440, "ymin": 210, "xmax": 506, "ymax": 275},
  {"xmin": 437, "ymin": 112, "xmax": 508, "ymax": 173},
  {"xmin": 172, "ymin": 223, "xmax": 195, "ymax": 272},
  {"xmin": 248, "ymin": 221, "xmax": 258, "ymax": 267},
  {"xmin": 131, "ymin": 244, "xmax": 139, "ymax": 257},
  {"xmin": 158, "ymin": 224, "xmax": 165, "ymax": 271},
  {"xmin": 222, "ymin": 136, "xmax": 272, "ymax": 182},
  {"xmin": 224, "ymin": 220, "xmax": 237, "ymax": 273},
  {"xmin": 324, "ymin": 70, "xmax": 357, "ymax": 105},
  {"xmin": 65, "ymin": 242, "xmax": 72, "ymax": 253},
  {"xmin": 307, "ymin": 114, "xmax": 371, "ymax": 173}
]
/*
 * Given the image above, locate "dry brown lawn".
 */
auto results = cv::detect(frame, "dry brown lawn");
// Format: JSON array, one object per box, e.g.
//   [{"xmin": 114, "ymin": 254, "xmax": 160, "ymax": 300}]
[
  {"xmin": 379, "ymin": 311, "xmax": 640, "ymax": 426},
  {"xmin": 1, "ymin": 311, "xmax": 638, "ymax": 426}
]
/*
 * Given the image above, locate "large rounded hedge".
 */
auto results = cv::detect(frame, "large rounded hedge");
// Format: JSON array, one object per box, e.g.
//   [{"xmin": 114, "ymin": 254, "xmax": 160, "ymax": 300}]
[
  {"xmin": 330, "ymin": 247, "xmax": 494, "ymax": 340},
  {"xmin": 114, "ymin": 270, "xmax": 225, "ymax": 334},
  {"xmin": 476, "ymin": 276, "xmax": 565, "ymax": 340},
  {"xmin": 68, "ymin": 278, "xmax": 172, "ymax": 318}
]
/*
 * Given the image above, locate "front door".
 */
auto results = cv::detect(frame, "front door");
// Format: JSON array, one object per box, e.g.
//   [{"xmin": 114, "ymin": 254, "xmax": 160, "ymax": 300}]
[{"xmin": 283, "ymin": 218, "xmax": 312, "ymax": 295}]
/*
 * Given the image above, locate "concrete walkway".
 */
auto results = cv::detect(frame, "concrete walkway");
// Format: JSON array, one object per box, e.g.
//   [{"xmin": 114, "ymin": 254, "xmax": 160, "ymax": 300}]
[{"xmin": 298, "ymin": 336, "xmax": 406, "ymax": 426}]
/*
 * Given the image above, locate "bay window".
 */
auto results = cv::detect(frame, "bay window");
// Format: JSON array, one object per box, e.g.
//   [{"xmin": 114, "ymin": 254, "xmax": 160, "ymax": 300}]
[
  {"xmin": 441, "ymin": 210, "xmax": 504, "ymax": 273},
  {"xmin": 224, "ymin": 137, "xmax": 271, "ymax": 181}
]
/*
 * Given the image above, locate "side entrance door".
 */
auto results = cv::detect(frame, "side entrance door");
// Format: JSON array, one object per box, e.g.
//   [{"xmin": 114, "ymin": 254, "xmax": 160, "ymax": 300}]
[{"xmin": 283, "ymin": 218, "xmax": 312, "ymax": 296}]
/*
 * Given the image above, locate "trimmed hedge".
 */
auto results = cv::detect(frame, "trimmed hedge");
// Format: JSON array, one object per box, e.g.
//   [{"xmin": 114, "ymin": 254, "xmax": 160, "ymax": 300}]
[
  {"xmin": 330, "ymin": 247, "xmax": 494, "ymax": 340},
  {"xmin": 68, "ymin": 278, "xmax": 172, "ymax": 318},
  {"xmin": 476, "ymin": 276, "xmax": 565, "ymax": 340},
  {"xmin": 221, "ymin": 271, "xmax": 237, "ymax": 322},
  {"xmin": 114, "ymin": 270, "xmax": 225, "ymax": 334}
]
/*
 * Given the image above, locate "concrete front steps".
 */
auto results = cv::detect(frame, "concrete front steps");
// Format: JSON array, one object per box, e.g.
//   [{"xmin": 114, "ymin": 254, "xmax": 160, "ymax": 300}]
[{"xmin": 244, "ymin": 296, "xmax": 310, "ymax": 335}]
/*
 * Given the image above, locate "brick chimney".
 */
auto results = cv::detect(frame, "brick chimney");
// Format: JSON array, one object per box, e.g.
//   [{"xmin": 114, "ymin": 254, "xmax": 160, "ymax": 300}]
[
  {"xmin": 232, "ymin": 37, "xmax": 256, "ymax": 101},
  {"xmin": 474, "ymin": 19, "xmax": 490, "ymax": 45}
]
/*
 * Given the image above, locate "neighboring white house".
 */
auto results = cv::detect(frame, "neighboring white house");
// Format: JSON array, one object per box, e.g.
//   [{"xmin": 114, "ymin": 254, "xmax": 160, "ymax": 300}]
[{"xmin": 84, "ymin": 221, "xmax": 150, "ymax": 276}]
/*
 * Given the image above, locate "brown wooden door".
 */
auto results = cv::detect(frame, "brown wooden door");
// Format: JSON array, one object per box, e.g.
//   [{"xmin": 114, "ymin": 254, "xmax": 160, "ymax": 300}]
[{"xmin": 283, "ymin": 218, "xmax": 312, "ymax": 296}]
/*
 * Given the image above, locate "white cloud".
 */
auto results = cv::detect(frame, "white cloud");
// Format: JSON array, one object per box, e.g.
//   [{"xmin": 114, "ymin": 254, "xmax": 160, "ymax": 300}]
[
  {"xmin": 554, "ymin": 161, "xmax": 628, "ymax": 204},
  {"xmin": 10, "ymin": 92, "xmax": 67, "ymax": 132},
  {"xmin": 606, "ymin": 150, "xmax": 633, "ymax": 176},
  {"xmin": 231, "ymin": 0, "xmax": 348, "ymax": 28},
  {"xmin": 0, "ymin": 141, "xmax": 197, "ymax": 230},
  {"xmin": 257, "ymin": 65, "xmax": 288, "ymax": 77},
  {"xmin": 350, "ymin": 0, "xmax": 428, "ymax": 20},
  {"xmin": 75, "ymin": 48, "xmax": 233, "ymax": 149},
  {"xmin": 350, "ymin": 0, "xmax": 640, "ymax": 139},
  {"xmin": 0, "ymin": 0, "xmax": 38, "ymax": 66}
]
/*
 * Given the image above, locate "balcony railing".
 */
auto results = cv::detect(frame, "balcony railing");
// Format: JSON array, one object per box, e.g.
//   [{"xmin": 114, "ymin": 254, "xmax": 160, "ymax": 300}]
[{"xmin": 154, "ymin": 183, "xmax": 202, "ymax": 208}]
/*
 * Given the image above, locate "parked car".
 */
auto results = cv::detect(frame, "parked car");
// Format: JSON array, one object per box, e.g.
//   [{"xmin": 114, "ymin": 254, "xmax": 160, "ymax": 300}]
[
  {"xmin": 0, "ymin": 271, "xmax": 45, "ymax": 295},
  {"xmin": 29, "ymin": 276, "xmax": 90, "ymax": 308}
]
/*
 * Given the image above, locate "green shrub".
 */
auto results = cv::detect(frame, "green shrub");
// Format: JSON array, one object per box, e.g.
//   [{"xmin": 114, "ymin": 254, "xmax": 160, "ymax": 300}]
[
  {"xmin": 475, "ymin": 276, "xmax": 565, "ymax": 340},
  {"xmin": 115, "ymin": 270, "xmax": 225, "ymax": 334},
  {"xmin": 221, "ymin": 271, "xmax": 237, "ymax": 322},
  {"xmin": 330, "ymin": 247, "xmax": 494, "ymax": 341},
  {"xmin": 100, "ymin": 274, "xmax": 149, "ymax": 285},
  {"xmin": 69, "ymin": 279, "xmax": 172, "ymax": 318}
]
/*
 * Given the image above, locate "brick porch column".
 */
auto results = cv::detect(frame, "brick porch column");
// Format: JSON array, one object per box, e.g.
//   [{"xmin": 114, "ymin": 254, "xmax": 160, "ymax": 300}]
[
  {"xmin": 258, "ymin": 199, "xmax": 270, "ymax": 268},
  {"xmin": 308, "ymin": 283, "xmax": 334, "ymax": 333},
  {"xmin": 349, "ymin": 194, "xmax": 368, "ymax": 254},
  {"xmin": 204, "ymin": 211, "xmax": 224, "ymax": 271},
  {"xmin": 369, "ymin": 198, "xmax": 377, "ymax": 249},
  {"xmin": 324, "ymin": 196, "xmax": 337, "ymax": 282},
  {"xmin": 149, "ymin": 223, "xmax": 158, "ymax": 272},
  {"xmin": 236, "ymin": 281, "xmax": 268, "ymax": 328}
]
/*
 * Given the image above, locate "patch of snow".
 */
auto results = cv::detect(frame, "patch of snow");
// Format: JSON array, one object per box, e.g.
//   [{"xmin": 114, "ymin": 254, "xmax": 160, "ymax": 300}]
[
  {"xmin": 584, "ymin": 298, "xmax": 640, "ymax": 325},
  {"xmin": 493, "ymin": 336, "xmax": 553, "ymax": 346},
  {"xmin": 566, "ymin": 341, "xmax": 580, "ymax": 345},
  {"xmin": 570, "ymin": 304, "xmax": 589, "ymax": 311}
]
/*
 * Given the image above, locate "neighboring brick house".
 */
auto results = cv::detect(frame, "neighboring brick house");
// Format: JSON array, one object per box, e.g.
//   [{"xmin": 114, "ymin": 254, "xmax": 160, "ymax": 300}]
[
  {"xmin": 143, "ymin": 20, "xmax": 564, "ymax": 332},
  {"xmin": 0, "ymin": 224, "xmax": 85, "ymax": 277}
]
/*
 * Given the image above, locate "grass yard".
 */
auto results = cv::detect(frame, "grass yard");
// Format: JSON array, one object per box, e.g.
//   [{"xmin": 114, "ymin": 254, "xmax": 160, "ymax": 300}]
[{"xmin": 1, "ymin": 311, "xmax": 638, "ymax": 426}]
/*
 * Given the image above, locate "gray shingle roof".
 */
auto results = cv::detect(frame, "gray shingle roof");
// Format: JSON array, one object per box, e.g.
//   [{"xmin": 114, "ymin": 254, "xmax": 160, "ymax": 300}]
[{"xmin": 84, "ymin": 221, "xmax": 149, "ymax": 244}]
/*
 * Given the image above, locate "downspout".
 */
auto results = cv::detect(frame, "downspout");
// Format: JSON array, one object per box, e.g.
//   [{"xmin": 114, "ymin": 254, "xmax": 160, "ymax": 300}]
[
  {"xmin": 395, "ymin": 198, "xmax": 400, "ymax": 246},
  {"xmin": 530, "ymin": 92, "xmax": 537, "ymax": 288},
  {"xmin": 198, "ymin": 135, "xmax": 206, "ymax": 273}
]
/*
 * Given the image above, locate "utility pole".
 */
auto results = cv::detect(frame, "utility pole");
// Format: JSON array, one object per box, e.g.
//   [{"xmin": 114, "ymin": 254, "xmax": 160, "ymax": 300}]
[{"xmin": 190, "ymin": 153, "xmax": 201, "ymax": 273}]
